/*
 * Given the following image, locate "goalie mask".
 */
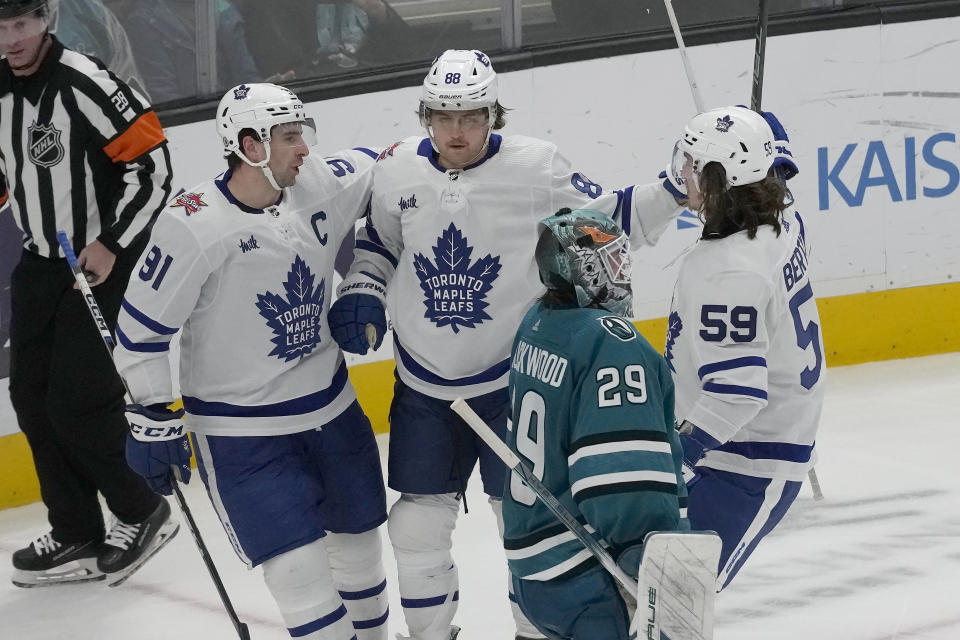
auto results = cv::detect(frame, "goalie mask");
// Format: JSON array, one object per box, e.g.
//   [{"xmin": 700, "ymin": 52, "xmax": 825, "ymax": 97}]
[
  {"xmin": 675, "ymin": 106, "xmax": 776, "ymax": 189},
  {"xmin": 535, "ymin": 208, "xmax": 633, "ymax": 318},
  {"xmin": 216, "ymin": 83, "xmax": 317, "ymax": 190}
]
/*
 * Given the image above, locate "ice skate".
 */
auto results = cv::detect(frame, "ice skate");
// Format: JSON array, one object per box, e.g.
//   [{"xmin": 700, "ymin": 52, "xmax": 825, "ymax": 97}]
[
  {"xmin": 98, "ymin": 497, "xmax": 179, "ymax": 587},
  {"xmin": 11, "ymin": 533, "xmax": 105, "ymax": 588}
]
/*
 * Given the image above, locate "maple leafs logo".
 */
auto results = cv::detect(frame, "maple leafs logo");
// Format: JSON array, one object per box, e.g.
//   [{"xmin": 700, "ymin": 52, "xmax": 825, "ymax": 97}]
[
  {"xmin": 664, "ymin": 310, "xmax": 683, "ymax": 372},
  {"xmin": 255, "ymin": 255, "xmax": 325, "ymax": 361},
  {"xmin": 413, "ymin": 223, "xmax": 501, "ymax": 333}
]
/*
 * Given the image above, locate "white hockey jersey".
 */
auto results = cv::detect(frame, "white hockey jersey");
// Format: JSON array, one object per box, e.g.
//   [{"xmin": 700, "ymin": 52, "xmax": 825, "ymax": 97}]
[
  {"xmin": 115, "ymin": 148, "xmax": 377, "ymax": 436},
  {"xmin": 343, "ymin": 134, "xmax": 680, "ymax": 400},
  {"xmin": 666, "ymin": 211, "xmax": 825, "ymax": 481}
]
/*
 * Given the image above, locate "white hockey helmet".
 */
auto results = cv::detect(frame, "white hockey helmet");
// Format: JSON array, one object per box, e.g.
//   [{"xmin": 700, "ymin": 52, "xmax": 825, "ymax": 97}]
[
  {"xmin": 216, "ymin": 83, "xmax": 316, "ymax": 189},
  {"xmin": 418, "ymin": 49, "xmax": 498, "ymax": 127},
  {"xmin": 680, "ymin": 106, "xmax": 775, "ymax": 188}
]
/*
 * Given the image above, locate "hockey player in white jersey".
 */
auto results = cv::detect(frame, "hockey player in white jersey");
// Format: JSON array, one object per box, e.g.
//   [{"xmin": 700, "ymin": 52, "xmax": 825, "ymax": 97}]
[
  {"xmin": 327, "ymin": 49, "xmax": 684, "ymax": 640},
  {"xmin": 113, "ymin": 83, "xmax": 390, "ymax": 640},
  {"xmin": 664, "ymin": 105, "xmax": 823, "ymax": 590}
]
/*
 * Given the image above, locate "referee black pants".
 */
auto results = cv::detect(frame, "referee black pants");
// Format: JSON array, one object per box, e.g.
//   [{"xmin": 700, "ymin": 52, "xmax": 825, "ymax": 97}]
[{"xmin": 8, "ymin": 237, "xmax": 160, "ymax": 544}]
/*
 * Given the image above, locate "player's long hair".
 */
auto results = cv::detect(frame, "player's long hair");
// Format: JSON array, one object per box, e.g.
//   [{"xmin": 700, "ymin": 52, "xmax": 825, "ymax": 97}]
[
  {"xmin": 696, "ymin": 163, "xmax": 789, "ymax": 240},
  {"xmin": 418, "ymin": 102, "xmax": 510, "ymax": 130}
]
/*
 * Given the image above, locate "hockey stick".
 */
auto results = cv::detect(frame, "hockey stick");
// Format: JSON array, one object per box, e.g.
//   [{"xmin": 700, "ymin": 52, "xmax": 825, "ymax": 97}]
[
  {"xmin": 57, "ymin": 232, "xmax": 252, "ymax": 640},
  {"xmin": 747, "ymin": 0, "xmax": 824, "ymax": 501},
  {"xmin": 664, "ymin": 0, "xmax": 705, "ymax": 112},
  {"xmin": 750, "ymin": 0, "xmax": 770, "ymax": 112},
  {"xmin": 449, "ymin": 398, "xmax": 637, "ymax": 594}
]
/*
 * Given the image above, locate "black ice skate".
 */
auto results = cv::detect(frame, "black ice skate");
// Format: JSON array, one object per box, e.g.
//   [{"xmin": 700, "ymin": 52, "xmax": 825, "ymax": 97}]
[
  {"xmin": 11, "ymin": 533, "xmax": 105, "ymax": 588},
  {"xmin": 98, "ymin": 497, "xmax": 179, "ymax": 587}
]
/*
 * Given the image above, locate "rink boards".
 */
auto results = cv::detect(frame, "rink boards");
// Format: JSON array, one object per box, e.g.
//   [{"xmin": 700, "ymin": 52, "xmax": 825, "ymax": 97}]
[{"xmin": 1, "ymin": 15, "xmax": 959, "ymax": 508}]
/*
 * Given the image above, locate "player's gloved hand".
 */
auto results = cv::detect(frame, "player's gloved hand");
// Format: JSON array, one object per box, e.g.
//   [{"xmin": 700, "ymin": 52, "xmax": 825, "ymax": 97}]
[
  {"xmin": 125, "ymin": 403, "xmax": 191, "ymax": 496},
  {"xmin": 660, "ymin": 140, "xmax": 688, "ymax": 201},
  {"xmin": 736, "ymin": 106, "xmax": 799, "ymax": 180},
  {"xmin": 328, "ymin": 293, "xmax": 386, "ymax": 355},
  {"xmin": 677, "ymin": 421, "xmax": 721, "ymax": 488}
]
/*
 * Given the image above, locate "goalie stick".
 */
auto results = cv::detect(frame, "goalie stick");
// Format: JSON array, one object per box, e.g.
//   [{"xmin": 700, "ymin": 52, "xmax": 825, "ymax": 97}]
[
  {"xmin": 57, "ymin": 231, "xmax": 252, "ymax": 640},
  {"xmin": 450, "ymin": 398, "xmax": 720, "ymax": 639}
]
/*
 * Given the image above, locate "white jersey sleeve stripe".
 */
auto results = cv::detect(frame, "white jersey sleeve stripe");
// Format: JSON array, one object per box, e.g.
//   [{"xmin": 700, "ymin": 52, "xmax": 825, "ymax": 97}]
[
  {"xmin": 570, "ymin": 470, "xmax": 677, "ymax": 497},
  {"xmin": 120, "ymin": 299, "xmax": 179, "ymax": 335},
  {"xmin": 520, "ymin": 549, "xmax": 595, "ymax": 582},
  {"xmin": 567, "ymin": 440, "xmax": 672, "ymax": 465},
  {"xmin": 115, "ymin": 327, "xmax": 171, "ymax": 353}
]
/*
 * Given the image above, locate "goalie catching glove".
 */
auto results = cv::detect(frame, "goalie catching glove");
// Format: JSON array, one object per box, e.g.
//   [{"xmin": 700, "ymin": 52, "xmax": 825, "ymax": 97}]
[{"xmin": 125, "ymin": 403, "xmax": 191, "ymax": 496}]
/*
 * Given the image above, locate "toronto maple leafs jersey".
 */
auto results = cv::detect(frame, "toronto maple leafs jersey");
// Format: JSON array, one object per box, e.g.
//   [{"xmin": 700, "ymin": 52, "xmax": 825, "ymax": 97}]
[
  {"xmin": 665, "ymin": 212, "xmax": 825, "ymax": 481},
  {"xmin": 343, "ymin": 134, "xmax": 680, "ymax": 400},
  {"xmin": 502, "ymin": 303, "xmax": 687, "ymax": 582},
  {"xmin": 114, "ymin": 148, "xmax": 377, "ymax": 436}
]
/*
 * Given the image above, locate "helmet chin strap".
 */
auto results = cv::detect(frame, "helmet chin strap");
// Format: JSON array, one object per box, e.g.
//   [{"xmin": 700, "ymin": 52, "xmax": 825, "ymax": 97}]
[
  {"xmin": 426, "ymin": 124, "xmax": 493, "ymax": 169},
  {"xmin": 260, "ymin": 165, "xmax": 282, "ymax": 191},
  {"xmin": 238, "ymin": 145, "xmax": 283, "ymax": 192}
]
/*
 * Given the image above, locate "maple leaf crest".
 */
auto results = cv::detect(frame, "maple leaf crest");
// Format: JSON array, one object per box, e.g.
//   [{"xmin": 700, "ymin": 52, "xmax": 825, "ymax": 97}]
[
  {"xmin": 255, "ymin": 255, "xmax": 326, "ymax": 361},
  {"xmin": 412, "ymin": 223, "xmax": 501, "ymax": 333},
  {"xmin": 664, "ymin": 310, "xmax": 683, "ymax": 372}
]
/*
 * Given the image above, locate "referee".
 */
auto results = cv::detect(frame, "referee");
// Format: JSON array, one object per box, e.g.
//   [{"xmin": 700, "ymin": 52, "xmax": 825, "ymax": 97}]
[{"xmin": 0, "ymin": 0, "xmax": 176, "ymax": 587}]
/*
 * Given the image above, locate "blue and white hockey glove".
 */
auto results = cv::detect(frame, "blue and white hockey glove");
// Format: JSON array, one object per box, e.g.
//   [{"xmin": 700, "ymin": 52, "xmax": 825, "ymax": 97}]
[
  {"xmin": 677, "ymin": 421, "xmax": 722, "ymax": 488},
  {"xmin": 125, "ymin": 403, "xmax": 191, "ymax": 496},
  {"xmin": 329, "ymin": 293, "xmax": 386, "ymax": 355},
  {"xmin": 660, "ymin": 140, "xmax": 688, "ymax": 201},
  {"xmin": 735, "ymin": 106, "xmax": 799, "ymax": 181}
]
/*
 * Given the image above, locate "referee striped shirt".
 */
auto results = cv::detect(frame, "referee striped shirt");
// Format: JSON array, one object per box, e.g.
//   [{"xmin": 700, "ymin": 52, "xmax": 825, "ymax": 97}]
[{"xmin": 0, "ymin": 35, "xmax": 172, "ymax": 258}]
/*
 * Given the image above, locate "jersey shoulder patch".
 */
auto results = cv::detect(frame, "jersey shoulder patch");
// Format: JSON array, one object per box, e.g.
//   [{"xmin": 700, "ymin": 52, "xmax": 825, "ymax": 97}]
[
  {"xmin": 168, "ymin": 191, "xmax": 209, "ymax": 216},
  {"xmin": 597, "ymin": 315, "xmax": 636, "ymax": 342},
  {"xmin": 377, "ymin": 141, "xmax": 403, "ymax": 162}
]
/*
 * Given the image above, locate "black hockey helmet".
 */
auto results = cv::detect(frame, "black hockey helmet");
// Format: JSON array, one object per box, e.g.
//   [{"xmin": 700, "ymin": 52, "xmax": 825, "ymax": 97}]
[{"xmin": 0, "ymin": 0, "xmax": 47, "ymax": 20}]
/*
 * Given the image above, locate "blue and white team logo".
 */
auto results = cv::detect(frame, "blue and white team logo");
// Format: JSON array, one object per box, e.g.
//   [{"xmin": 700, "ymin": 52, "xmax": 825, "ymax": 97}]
[
  {"xmin": 413, "ymin": 223, "xmax": 501, "ymax": 333},
  {"xmin": 233, "ymin": 84, "xmax": 250, "ymax": 100},
  {"xmin": 716, "ymin": 115, "xmax": 734, "ymax": 132},
  {"xmin": 255, "ymin": 256, "xmax": 325, "ymax": 361},
  {"xmin": 664, "ymin": 310, "xmax": 683, "ymax": 372}
]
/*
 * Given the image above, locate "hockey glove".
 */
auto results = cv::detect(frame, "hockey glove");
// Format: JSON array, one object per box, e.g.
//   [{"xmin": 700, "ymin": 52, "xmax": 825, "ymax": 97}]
[
  {"xmin": 125, "ymin": 403, "xmax": 191, "ymax": 496},
  {"xmin": 677, "ymin": 421, "xmax": 721, "ymax": 489},
  {"xmin": 660, "ymin": 140, "xmax": 688, "ymax": 201},
  {"xmin": 328, "ymin": 293, "xmax": 386, "ymax": 355},
  {"xmin": 735, "ymin": 106, "xmax": 799, "ymax": 181}
]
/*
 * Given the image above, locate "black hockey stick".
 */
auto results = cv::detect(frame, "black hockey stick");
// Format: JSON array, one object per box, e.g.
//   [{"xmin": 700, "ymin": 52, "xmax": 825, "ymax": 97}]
[
  {"xmin": 747, "ymin": 2, "xmax": 824, "ymax": 500},
  {"xmin": 750, "ymin": 0, "xmax": 769, "ymax": 111},
  {"xmin": 56, "ymin": 231, "xmax": 251, "ymax": 640}
]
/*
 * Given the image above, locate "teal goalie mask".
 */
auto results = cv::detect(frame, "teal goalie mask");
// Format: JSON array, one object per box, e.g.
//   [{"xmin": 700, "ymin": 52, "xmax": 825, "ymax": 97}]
[{"xmin": 535, "ymin": 208, "xmax": 633, "ymax": 317}]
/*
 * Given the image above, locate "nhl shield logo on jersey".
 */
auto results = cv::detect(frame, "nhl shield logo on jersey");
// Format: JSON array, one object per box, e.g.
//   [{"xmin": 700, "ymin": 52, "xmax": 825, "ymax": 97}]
[
  {"xmin": 255, "ymin": 256, "xmax": 325, "ymax": 361},
  {"xmin": 413, "ymin": 223, "xmax": 501, "ymax": 333},
  {"xmin": 169, "ymin": 192, "xmax": 208, "ymax": 216},
  {"xmin": 27, "ymin": 121, "xmax": 65, "ymax": 168}
]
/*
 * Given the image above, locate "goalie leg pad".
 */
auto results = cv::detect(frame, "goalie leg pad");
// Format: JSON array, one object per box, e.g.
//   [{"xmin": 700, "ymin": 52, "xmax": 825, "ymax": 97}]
[
  {"xmin": 262, "ymin": 538, "xmax": 355, "ymax": 640},
  {"xmin": 388, "ymin": 493, "xmax": 460, "ymax": 640},
  {"xmin": 630, "ymin": 531, "xmax": 723, "ymax": 640},
  {"xmin": 326, "ymin": 529, "xmax": 389, "ymax": 640}
]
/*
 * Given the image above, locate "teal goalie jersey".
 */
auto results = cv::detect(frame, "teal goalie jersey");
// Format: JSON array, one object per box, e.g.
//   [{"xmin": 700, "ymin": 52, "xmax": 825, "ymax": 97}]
[{"xmin": 502, "ymin": 303, "xmax": 688, "ymax": 582}]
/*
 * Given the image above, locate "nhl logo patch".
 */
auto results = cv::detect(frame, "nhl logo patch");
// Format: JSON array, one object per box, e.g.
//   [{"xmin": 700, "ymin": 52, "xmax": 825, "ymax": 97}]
[{"xmin": 28, "ymin": 121, "xmax": 64, "ymax": 168}]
